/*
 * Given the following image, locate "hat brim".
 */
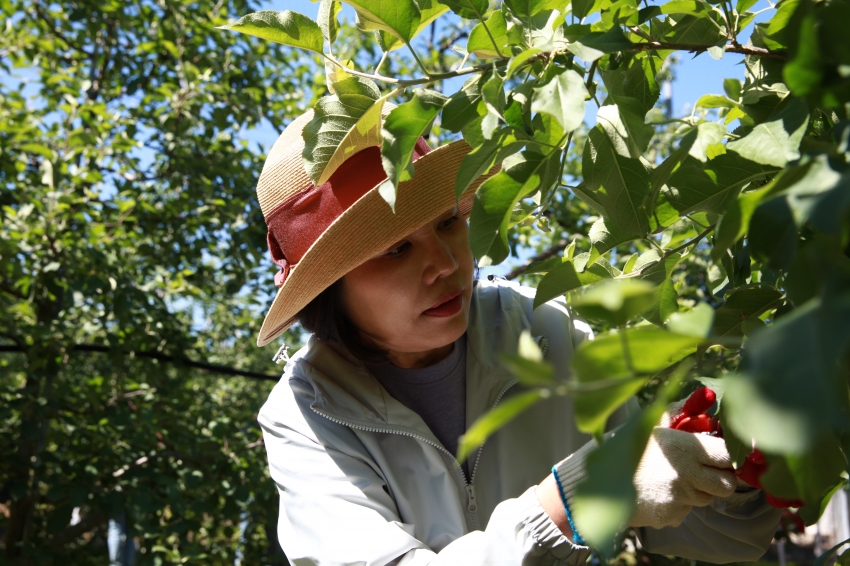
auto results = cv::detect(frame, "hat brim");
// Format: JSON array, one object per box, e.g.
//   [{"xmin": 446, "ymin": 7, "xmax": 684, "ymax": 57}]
[{"xmin": 257, "ymin": 139, "xmax": 491, "ymax": 346}]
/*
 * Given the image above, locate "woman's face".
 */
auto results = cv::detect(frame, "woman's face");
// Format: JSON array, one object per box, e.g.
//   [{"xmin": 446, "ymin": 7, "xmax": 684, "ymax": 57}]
[{"xmin": 341, "ymin": 207, "xmax": 474, "ymax": 369}]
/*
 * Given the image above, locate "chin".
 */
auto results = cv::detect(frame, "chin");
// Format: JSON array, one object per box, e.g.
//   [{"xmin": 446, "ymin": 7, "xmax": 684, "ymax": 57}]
[{"xmin": 425, "ymin": 302, "xmax": 470, "ymax": 343}]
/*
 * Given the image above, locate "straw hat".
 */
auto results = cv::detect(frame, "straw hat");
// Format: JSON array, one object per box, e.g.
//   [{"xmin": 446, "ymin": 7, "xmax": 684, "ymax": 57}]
[{"xmin": 255, "ymin": 109, "xmax": 492, "ymax": 347}]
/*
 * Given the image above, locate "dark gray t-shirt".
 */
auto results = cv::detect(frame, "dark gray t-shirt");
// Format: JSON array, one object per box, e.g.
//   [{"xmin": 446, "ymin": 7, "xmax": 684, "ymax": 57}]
[{"xmin": 366, "ymin": 335, "xmax": 467, "ymax": 472}]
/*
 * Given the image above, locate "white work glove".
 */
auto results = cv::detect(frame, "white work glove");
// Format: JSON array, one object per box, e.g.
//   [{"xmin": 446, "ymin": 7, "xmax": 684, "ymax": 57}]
[
  {"xmin": 553, "ymin": 427, "xmax": 737, "ymax": 532},
  {"xmin": 629, "ymin": 427, "xmax": 737, "ymax": 528}
]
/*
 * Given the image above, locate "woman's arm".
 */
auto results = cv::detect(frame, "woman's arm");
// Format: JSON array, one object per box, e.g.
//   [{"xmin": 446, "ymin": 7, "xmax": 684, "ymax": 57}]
[{"xmin": 261, "ymin": 409, "xmax": 591, "ymax": 566}]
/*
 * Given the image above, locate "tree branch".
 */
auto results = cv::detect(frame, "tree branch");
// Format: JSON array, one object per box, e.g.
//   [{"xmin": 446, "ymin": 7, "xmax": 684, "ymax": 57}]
[
  {"xmin": 505, "ymin": 239, "xmax": 570, "ymax": 280},
  {"xmin": 630, "ymin": 40, "xmax": 785, "ymax": 60},
  {"xmin": 663, "ymin": 223, "xmax": 717, "ymax": 257},
  {"xmin": 0, "ymin": 344, "xmax": 279, "ymax": 381}
]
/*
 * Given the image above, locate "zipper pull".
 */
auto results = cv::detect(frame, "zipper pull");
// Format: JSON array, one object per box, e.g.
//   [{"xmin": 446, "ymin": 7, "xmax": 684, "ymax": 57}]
[
  {"xmin": 465, "ymin": 484, "xmax": 478, "ymax": 513},
  {"xmin": 272, "ymin": 343, "xmax": 290, "ymax": 365}
]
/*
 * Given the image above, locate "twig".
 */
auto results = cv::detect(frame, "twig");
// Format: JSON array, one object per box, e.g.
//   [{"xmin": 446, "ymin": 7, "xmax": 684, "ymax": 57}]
[
  {"xmin": 663, "ymin": 223, "xmax": 716, "ymax": 257},
  {"xmin": 0, "ymin": 344, "xmax": 279, "ymax": 381},
  {"xmin": 505, "ymin": 239, "xmax": 570, "ymax": 280},
  {"xmin": 406, "ymin": 42, "xmax": 431, "ymax": 75},
  {"xmin": 322, "ymin": 52, "xmax": 504, "ymax": 86},
  {"xmin": 477, "ymin": 15, "xmax": 505, "ymax": 58},
  {"xmin": 630, "ymin": 40, "xmax": 785, "ymax": 60},
  {"xmin": 586, "ymin": 60, "xmax": 600, "ymax": 107}
]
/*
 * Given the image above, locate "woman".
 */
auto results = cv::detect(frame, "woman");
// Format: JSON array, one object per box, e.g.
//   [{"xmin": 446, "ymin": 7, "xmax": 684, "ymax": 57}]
[{"xmin": 254, "ymin": 110, "xmax": 782, "ymax": 565}]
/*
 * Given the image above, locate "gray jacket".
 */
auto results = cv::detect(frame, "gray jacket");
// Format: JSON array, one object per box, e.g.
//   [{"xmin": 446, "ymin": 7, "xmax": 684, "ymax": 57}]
[{"xmin": 259, "ymin": 279, "xmax": 781, "ymax": 565}]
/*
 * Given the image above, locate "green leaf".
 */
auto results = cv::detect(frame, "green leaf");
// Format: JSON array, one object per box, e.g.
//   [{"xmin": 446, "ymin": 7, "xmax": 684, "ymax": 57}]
[
  {"xmin": 712, "ymin": 160, "xmax": 816, "ymax": 254},
  {"xmin": 695, "ymin": 94, "xmax": 740, "ymax": 110},
  {"xmin": 503, "ymin": 0, "xmax": 566, "ymax": 18},
  {"xmin": 727, "ymin": 99, "xmax": 809, "ymax": 167},
  {"xmin": 567, "ymin": 26, "xmax": 633, "ymax": 62},
  {"xmin": 814, "ymin": 538, "xmax": 850, "ymax": 566},
  {"xmin": 660, "ymin": 0, "xmax": 712, "ymax": 16},
  {"xmin": 436, "ymin": 0, "xmax": 488, "ymax": 19},
  {"xmin": 318, "ymin": 0, "xmax": 342, "ymax": 44},
  {"xmin": 501, "ymin": 356, "xmax": 555, "ymax": 386},
  {"xmin": 377, "ymin": 0, "xmax": 452, "ymax": 51},
  {"xmin": 724, "ymin": 295, "xmax": 850, "ymax": 455},
  {"xmin": 688, "ymin": 122, "xmax": 726, "ymax": 162},
  {"xmin": 573, "ymin": 326, "xmax": 701, "ymax": 380},
  {"xmin": 595, "ymin": 101, "xmax": 654, "ymax": 159},
  {"xmin": 455, "ymin": 128, "xmax": 525, "ymax": 200},
  {"xmin": 782, "ymin": 155, "xmax": 847, "ymax": 232},
  {"xmin": 302, "ymin": 77, "xmax": 385, "ymax": 185},
  {"xmin": 633, "ymin": 251, "xmax": 685, "ymax": 325},
  {"xmin": 20, "ymin": 143, "xmax": 54, "ymax": 160},
  {"xmin": 469, "ymin": 151, "xmax": 561, "ymax": 264},
  {"xmin": 748, "ymin": 196, "xmax": 797, "ymax": 269},
  {"xmin": 663, "ymin": 14, "xmax": 724, "ymax": 45},
  {"xmin": 468, "ymin": 10, "xmax": 508, "ymax": 58},
  {"xmin": 725, "ymin": 78, "xmax": 743, "ymax": 100},
  {"xmin": 573, "ymin": 376, "xmax": 648, "ymax": 439},
  {"xmin": 531, "ymin": 69, "xmax": 588, "ymax": 135},
  {"xmin": 760, "ymin": 0, "xmax": 801, "ymax": 50},
  {"xmin": 582, "ymin": 127, "xmax": 652, "ymax": 240},
  {"xmin": 500, "ymin": 331, "xmax": 555, "ymax": 385},
  {"xmin": 571, "ymin": 279, "xmax": 656, "ymax": 326},
  {"xmin": 534, "ymin": 256, "xmax": 619, "ymax": 309},
  {"xmin": 651, "ymin": 152, "xmax": 774, "ymax": 232},
  {"xmin": 218, "ymin": 11, "xmax": 324, "ymax": 54},
  {"xmin": 712, "ymin": 286, "xmax": 783, "ymax": 337},
  {"xmin": 442, "ymin": 76, "xmax": 485, "ymax": 134},
  {"xmin": 457, "ymin": 390, "xmax": 548, "ymax": 461},
  {"xmin": 379, "ymin": 89, "xmax": 447, "ymax": 210},
  {"xmin": 735, "ymin": 0, "xmax": 758, "ymax": 13},
  {"xmin": 600, "ymin": 53, "xmax": 661, "ymax": 114},
  {"xmin": 345, "ymin": 0, "xmax": 422, "ymax": 42},
  {"xmin": 506, "ymin": 48, "xmax": 542, "ymax": 79},
  {"xmin": 587, "ymin": 218, "xmax": 637, "ymax": 266},
  {"xmin": 572, "ymin": 0, "xmax": 604, "ymax": 19},
  {"xmin": 761, "ymin": 432, "xmax": 846, "ymax": 522},
  {"xmin": 666, "ymin": 302, "xmax": 714, "ymax": 337}
]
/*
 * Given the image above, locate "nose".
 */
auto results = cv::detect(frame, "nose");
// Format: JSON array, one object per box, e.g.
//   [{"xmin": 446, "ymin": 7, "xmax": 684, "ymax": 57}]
[{"xmin": 421, "ymin": 228, "xmax": 458, "ymax": 285}]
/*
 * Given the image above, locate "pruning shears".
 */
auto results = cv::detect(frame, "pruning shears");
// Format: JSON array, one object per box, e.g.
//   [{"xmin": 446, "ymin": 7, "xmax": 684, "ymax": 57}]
[{"xmin": 670, "ymin": 387, "xmax": 804, "ymax": 509}]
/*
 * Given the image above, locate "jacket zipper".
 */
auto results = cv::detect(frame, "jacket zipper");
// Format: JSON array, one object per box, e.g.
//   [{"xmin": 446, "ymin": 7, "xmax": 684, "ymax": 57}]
[{"xmin": 311, "ymin": 377, "xmax": 518, "ymax": 530}]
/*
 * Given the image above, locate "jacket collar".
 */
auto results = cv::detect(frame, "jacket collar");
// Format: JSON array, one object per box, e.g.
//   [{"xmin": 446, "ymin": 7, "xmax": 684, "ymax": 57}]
[{"xmin": 290, "ymin": 280, "xmax": 530, "ymax": 447}]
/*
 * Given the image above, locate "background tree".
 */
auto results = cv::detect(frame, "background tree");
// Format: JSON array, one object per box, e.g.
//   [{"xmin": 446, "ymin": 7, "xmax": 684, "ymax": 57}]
[{"xmin": 0, "ymin": 0, "xmax": 318, "ymax": 561}]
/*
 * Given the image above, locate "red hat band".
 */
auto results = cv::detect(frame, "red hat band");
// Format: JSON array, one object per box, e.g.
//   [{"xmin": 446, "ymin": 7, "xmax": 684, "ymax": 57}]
[{"xmin": 265, "ymin": 138, "xmax": 432, "ymax": 286}]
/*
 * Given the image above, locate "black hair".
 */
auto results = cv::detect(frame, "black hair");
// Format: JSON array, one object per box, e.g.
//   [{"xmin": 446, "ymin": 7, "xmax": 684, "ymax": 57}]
[{"xmin": 295, "ymin": 280, "xmax": 389, "ymax": 363}]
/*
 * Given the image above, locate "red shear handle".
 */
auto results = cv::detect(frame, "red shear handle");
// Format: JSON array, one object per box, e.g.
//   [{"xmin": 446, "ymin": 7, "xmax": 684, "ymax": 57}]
[
  {"xmin": 670, "ymin": 387, "xmax": 718, "ymax": 432},
  {"xmin": 669, "ymin": 387, "xmax": 804, "ymax": 509}
]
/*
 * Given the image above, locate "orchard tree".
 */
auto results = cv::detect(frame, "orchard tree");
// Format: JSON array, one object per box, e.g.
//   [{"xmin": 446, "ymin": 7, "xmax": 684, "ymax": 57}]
[
  {"xmin": 222, "ymin": 0, "xmax": 850, "ymax": 556},
  {"xmin": 0, "ymin": 0, "xmax": 322, "ymax": 562}
]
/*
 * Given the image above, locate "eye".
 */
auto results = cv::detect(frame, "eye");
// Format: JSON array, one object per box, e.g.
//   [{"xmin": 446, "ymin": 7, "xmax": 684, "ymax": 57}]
[
  {"xmin": 384, "ymin": 242, "xmax": 410, "ymax": 258},
  {"xmin": 438, "ymin": 215, "xmax": 459, "ymax": 229}
]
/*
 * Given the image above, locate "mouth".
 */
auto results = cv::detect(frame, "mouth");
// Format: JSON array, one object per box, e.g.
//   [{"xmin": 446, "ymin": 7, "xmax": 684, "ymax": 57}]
[{"xmin": 423, "ymin": 289, "xmax": 464, "ymax": 317}]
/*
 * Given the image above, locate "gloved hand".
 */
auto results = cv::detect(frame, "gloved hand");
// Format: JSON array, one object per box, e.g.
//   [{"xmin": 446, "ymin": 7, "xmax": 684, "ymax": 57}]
[
  {"xmin": 629, "ymin": 426, "xmax": 736, "ymax": 529},
  {"xmin": 665, "ymin": 387, "xmax": 805, "ymax": 509},
  {"xmin": 553, "ymin": 419, "xmax": 736, "ymax": 531}
]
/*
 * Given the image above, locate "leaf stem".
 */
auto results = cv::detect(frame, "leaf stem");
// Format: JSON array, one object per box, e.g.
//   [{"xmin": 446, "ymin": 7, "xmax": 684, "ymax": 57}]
[
  {"xmin": 374, "ymin": 49, "xmax": 389, "ymax": 74},
  {"xmin": 406, "ymin": 42, "xmax": 431, "ymax": 75},
  {"xmin": 586, "ymin": 60, "xmax": 600, "ymax": 107},
  {"xmin": 478, "ymin": 16, "xmax": 505, "ymax": 58}
]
